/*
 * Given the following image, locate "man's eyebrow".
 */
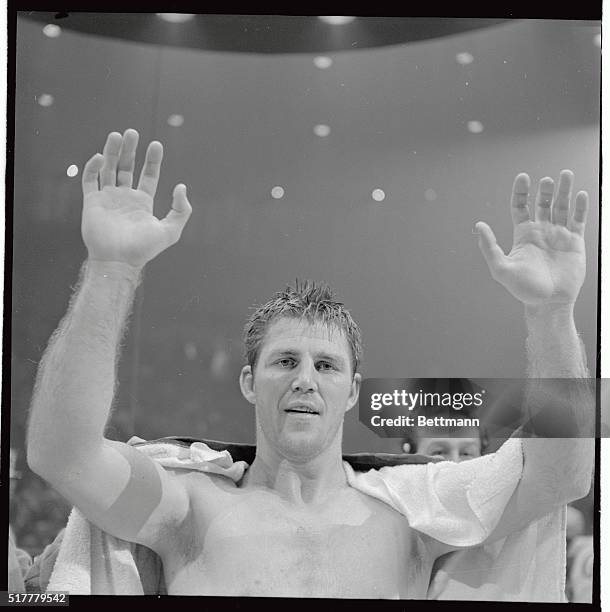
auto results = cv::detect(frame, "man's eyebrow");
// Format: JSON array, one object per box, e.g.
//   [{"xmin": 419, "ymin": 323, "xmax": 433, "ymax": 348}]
[{"xmin": 267, "ymin": 349, "xmax": 299, "ymax": 359}]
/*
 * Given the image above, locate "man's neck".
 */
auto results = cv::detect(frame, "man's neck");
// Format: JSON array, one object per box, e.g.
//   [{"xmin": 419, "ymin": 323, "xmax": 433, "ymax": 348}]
[{"xmin": 243, "ymin": 439, "xmax": 348, "ymax": 505}]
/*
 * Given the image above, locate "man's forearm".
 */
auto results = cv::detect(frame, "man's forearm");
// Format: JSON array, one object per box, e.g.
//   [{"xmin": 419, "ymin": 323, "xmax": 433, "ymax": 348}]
[
  {"xmin": 525, "ymin": 303, "xmax": 588, "ymax": 378},
  {"xmin": 522, "ymin": 303, "xmax": 594, "ymax": 501},
  {"xmin": 27, "ymin": 259, "xmax": 141, "ymax": 477}
]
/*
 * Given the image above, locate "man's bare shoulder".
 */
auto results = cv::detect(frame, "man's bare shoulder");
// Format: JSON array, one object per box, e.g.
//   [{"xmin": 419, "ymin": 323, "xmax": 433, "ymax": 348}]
[
  {"xmin": 153, "ymin": 468, "xmax": 242, "ymax": 555},
  {"xmin": 168, "ymin": 467, "xmax": 242, "ymax": 497}
]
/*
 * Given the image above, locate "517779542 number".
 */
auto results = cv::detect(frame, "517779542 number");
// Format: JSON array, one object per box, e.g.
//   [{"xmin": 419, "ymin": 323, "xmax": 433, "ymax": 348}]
[{"xmin": 1, "ymin": 593, "xmax": 68, "ymax": 606}]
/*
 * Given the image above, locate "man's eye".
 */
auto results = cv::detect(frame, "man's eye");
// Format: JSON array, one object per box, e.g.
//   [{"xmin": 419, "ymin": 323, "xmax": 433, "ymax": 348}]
[
  {"xmin": 317, "ymin": 362, "xmax": 334, "ymax": 371},
  {"xmin": 278, "ymin": 358, "xmax": 295, "ymax": 367},
  {"xmin": 431, "ymin": 450, "xmax": 445, "ymax": 456}
]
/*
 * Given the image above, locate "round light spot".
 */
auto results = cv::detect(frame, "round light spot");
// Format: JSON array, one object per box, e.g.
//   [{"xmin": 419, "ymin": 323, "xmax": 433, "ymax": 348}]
[
  {"xmin": 210, "ymin": 348, "xmax": 230, "ymax": 379},
  {"xmin": 167, "ymin": 114, "xmax": 184, "ymax": 127},
  {"xmin": 313, "ymin": 56, "xmax": 333, "ymax": 69},
  {"xmin": 318, "ymin": 16, "xmax": 356, "ymax": 25},
  {"xmin": 467, "ymin": 120, "xmax": 484, "ymax": 134},
  {"xmin": 313, "ymin": 124, "xmax": 330, "ymax": 137},
  {"xmin": 594, "ymin": 33, "xmax": 601, "ymax": 47},
  {"xmin": 42, "ymin": 24, "xmax": 61, "ymax": 38},
  {"xmin": 66, "ymin": 164, "xmax": 78, "ymax": 178},
  {"xmin": 424, "ymin": 189, "xmax": 437, "ymax": 202},
  {"xmin": 372, "ymin": 189, "xmax": 385, "ymax": 202},
  {"xmin": 456, "ymin": 52, "xmax": 474, "ymax": 65},
  {"xmin": 156, "ymin": 13, "xmax": 195, "ymax": 23},
  {"xmin": 37, "ymin": 93, "xmax": 54, "ymax": 107},
  {"xmin": 271, "ymin": 186, "xmax": 285, "ymax": 199},
  {"xmin": 184, "ymin": 342, "xmax": 198, "ymax": 360}
]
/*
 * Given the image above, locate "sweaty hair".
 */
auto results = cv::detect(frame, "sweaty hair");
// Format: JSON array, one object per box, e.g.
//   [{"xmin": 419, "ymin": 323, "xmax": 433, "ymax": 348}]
[{"xmin": 243, "ymin": 280, "xmax": 363, "ymax": 374}]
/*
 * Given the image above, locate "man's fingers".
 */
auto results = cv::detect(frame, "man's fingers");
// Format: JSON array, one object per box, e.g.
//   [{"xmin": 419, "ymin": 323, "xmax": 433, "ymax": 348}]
[
  {"xmin": 475, "ymin": 221, "xmax": 507, "ymax": 277},
  {"xmin": 568, "ymin": 191, "xmax": 589, "ymax": 235},
  {"xmin": 510, "ymin": 173, "xmax": 531, "ymax": 226},
  {"xmin": 160, "ymin": 184, "xmax": 192, "ymax": 242},
  {"xmin": 137, "ymin": 141, "xmax": 163, "ymax": 198},
  {"xmin": 552, "ymin": 169, "xmax": 574, "ymax": 226},
  {"xmin": 82, "ymin": 153, "xmax": 104, "ymax": 196},
  {"xmin": 534, "ymin": 176, "xmax": 554, "ymax": 223},
  {"xmin": 99, "ymin": 132, "xmax": 123, "ymax": 188},
  {"xmin": 117, "ymin": 129, "xmax": 139, "ymax": 188}
]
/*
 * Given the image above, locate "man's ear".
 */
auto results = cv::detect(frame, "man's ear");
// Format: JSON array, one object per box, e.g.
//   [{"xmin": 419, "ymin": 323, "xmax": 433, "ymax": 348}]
[
  {"xmin": 345, "ymin": 372, "xmax": 361, "ymax": 413},
  {"xmin": 239, "ymin": 365, "xmax": 256, "ymax": 405}
]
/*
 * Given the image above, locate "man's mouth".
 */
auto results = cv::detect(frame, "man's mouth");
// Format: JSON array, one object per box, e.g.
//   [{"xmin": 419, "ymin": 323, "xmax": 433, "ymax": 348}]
[{"xmin": 285, "ymin": 405, "xmax": 320, "ymax": 415}]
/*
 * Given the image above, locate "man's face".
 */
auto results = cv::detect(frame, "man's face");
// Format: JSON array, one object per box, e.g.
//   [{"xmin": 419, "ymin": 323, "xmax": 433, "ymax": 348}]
[
  {"xmin": 409, "ymin": 427, "xmax": 482, "ymax": 462},
  {"xmin": 240, "ymin": 317, "xmax": 361, "ymax": 461}
]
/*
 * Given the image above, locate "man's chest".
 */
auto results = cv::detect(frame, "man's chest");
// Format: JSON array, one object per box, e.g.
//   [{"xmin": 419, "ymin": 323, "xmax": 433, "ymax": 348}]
[{"xmin": 164, "ymin": 484, "xmax": 433, "ymax": 597}]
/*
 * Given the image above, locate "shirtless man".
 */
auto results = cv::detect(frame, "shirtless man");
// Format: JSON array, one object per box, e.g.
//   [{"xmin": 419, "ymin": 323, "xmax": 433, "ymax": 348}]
[{"xmin": 26, "ymin": 129, "xmax": 594, "ymax": 598}]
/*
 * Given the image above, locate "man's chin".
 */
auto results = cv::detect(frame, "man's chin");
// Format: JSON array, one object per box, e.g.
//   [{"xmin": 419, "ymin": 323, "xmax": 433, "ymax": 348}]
[{"xmin": 276, "ymin": 432, "xmax": 327, "ymax": 462}]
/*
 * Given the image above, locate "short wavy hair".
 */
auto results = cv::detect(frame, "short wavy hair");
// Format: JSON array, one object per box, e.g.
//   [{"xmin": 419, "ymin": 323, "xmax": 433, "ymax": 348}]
[{"xmin": 243, "ymin": 280, "xmax": 362, "ymax": 375}]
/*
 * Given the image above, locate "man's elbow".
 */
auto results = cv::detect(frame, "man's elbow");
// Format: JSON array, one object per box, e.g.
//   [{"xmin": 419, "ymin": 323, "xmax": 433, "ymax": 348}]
[
  {"xmin": 26, "ymin": 441, "xmax": 59, "ymax": 482},
  {"xmin": 564, "ymin": 440, "xmax": 595, "ymax": 502}
]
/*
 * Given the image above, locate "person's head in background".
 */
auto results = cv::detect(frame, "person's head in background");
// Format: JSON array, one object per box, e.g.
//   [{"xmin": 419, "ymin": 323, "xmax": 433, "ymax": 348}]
[{"xmin": 401, "ymin": 405, "xmax": 488, "ymax": 462}]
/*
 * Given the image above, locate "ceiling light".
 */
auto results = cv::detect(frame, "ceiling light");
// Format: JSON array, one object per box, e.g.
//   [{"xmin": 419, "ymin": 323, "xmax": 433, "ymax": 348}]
[
  {"xmin": 271, "ymin": 186, "xmax": 285, "ymax": 199},
  {"xmin": 167, "ymin": 114, "xmax": 184, "ymax": 127},
  {"xmin": 313, "ymin": 124, "xmax": 331, "ymax": 137},
  {"xmin": 372, "ymin": 189, "xmax": 385, "ymax": 202},
  {"xmin": 467, "ymin": 120, "xmax": 484, "ymax": 134},
  {"xmin": 156, "ymin": 13, "xmax": 196, "ymax": 23},
  {"xmin": 424, "ymin": 189, "xmax": 437, "ymax": 202},
  {"xmin": 37, "ymin": 93, "xmax": 54, "ymax": 107},
  {"xmin": 456, "ymin": 52, "xmax": 474, "ymax": 65},
  {"xmin": 42, "ymin": 24, "xmax": 61, "ymax": 38},
  {"xmin": 318, "ymin": 16, "xmax": 356, "ymax": 26},
  {"xmin": 66, "ymin": 164, "xmax": 78, "ymax": 178},
  {"xmin": 184, "ymin": 342, "xmax": 198, "ymax": 360},
  {"xmin": 313, "ymin": 56, "xmax": 333, "ymax": 69}
]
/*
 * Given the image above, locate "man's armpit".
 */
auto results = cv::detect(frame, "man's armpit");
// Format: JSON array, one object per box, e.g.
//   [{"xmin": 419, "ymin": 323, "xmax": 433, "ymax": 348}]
[{"xmin": 105, "ymin": 442, "xmax": 164, "ymax": 537}]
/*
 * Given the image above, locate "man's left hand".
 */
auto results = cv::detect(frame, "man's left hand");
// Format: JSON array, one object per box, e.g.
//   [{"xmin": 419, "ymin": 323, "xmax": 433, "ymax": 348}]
[{"xmin": 476, "ymin": 170, "xmax": 588, "ymax": 307}]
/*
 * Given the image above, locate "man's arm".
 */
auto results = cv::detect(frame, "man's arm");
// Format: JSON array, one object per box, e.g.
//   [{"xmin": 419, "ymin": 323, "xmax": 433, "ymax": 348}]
[
  {"xmin": 26, "ymin": 129, "xmax": 193, "ymax": 553},
  {"xmin": 476, "ymin": 170, "xmax": 594, "ymax": 541}
]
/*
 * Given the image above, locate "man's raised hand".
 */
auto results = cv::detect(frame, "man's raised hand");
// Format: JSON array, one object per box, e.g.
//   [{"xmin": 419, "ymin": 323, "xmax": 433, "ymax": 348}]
[
  {"xmin": 476, "ymin": 170, "xmax": 588, "ymax": 307},
  {"xmin": 81, "ymin": 129, "xmax": 192, "ymax": 268}
]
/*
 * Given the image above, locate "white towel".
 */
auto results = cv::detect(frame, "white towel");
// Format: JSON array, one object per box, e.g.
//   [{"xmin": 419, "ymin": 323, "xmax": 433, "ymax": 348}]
[{"xmin": 346, "ymin": 437, "xmax": 567, "ymax": 601}]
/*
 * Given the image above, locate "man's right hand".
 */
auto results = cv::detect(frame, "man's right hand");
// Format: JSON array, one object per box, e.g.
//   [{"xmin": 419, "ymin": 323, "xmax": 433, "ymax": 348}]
[{"xmin": 82, "ymin": 129, "xmax": 192, "ymax": 268}]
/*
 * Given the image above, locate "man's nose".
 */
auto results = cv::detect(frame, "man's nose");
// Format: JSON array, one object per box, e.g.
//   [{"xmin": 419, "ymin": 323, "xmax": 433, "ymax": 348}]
[
  {"xmin": 291, "ymin": 360, "xmax": 318, "ymax": 393},
  {"xmin": 449, "ymin": 450, "xmax": 461, "ymax": 463}
]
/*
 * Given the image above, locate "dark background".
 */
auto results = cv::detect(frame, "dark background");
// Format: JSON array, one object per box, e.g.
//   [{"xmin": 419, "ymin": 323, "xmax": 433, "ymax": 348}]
[{"xmin": 9, "ymin": 14, "xmax": 600, "ymax": 555}]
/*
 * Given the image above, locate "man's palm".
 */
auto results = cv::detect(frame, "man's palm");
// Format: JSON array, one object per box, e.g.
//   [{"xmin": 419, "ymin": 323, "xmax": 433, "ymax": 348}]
[
  {"xmin": 81, "ymin": 130, "xmax": 191, "ymax": 268},
  {"xmin": 477, "ymin": 171, "xmax": 588, "ymax": 307}
]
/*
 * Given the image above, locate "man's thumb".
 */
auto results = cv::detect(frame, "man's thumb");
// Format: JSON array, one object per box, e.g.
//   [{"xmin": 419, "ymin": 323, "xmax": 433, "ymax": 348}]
[
  {"xmin": 475, "ymin": 221, "xmax": 506, "ymax": 276},
  {"xmin": 161, "ymin": 184, "xmax": 192, "ymax": 240}
]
